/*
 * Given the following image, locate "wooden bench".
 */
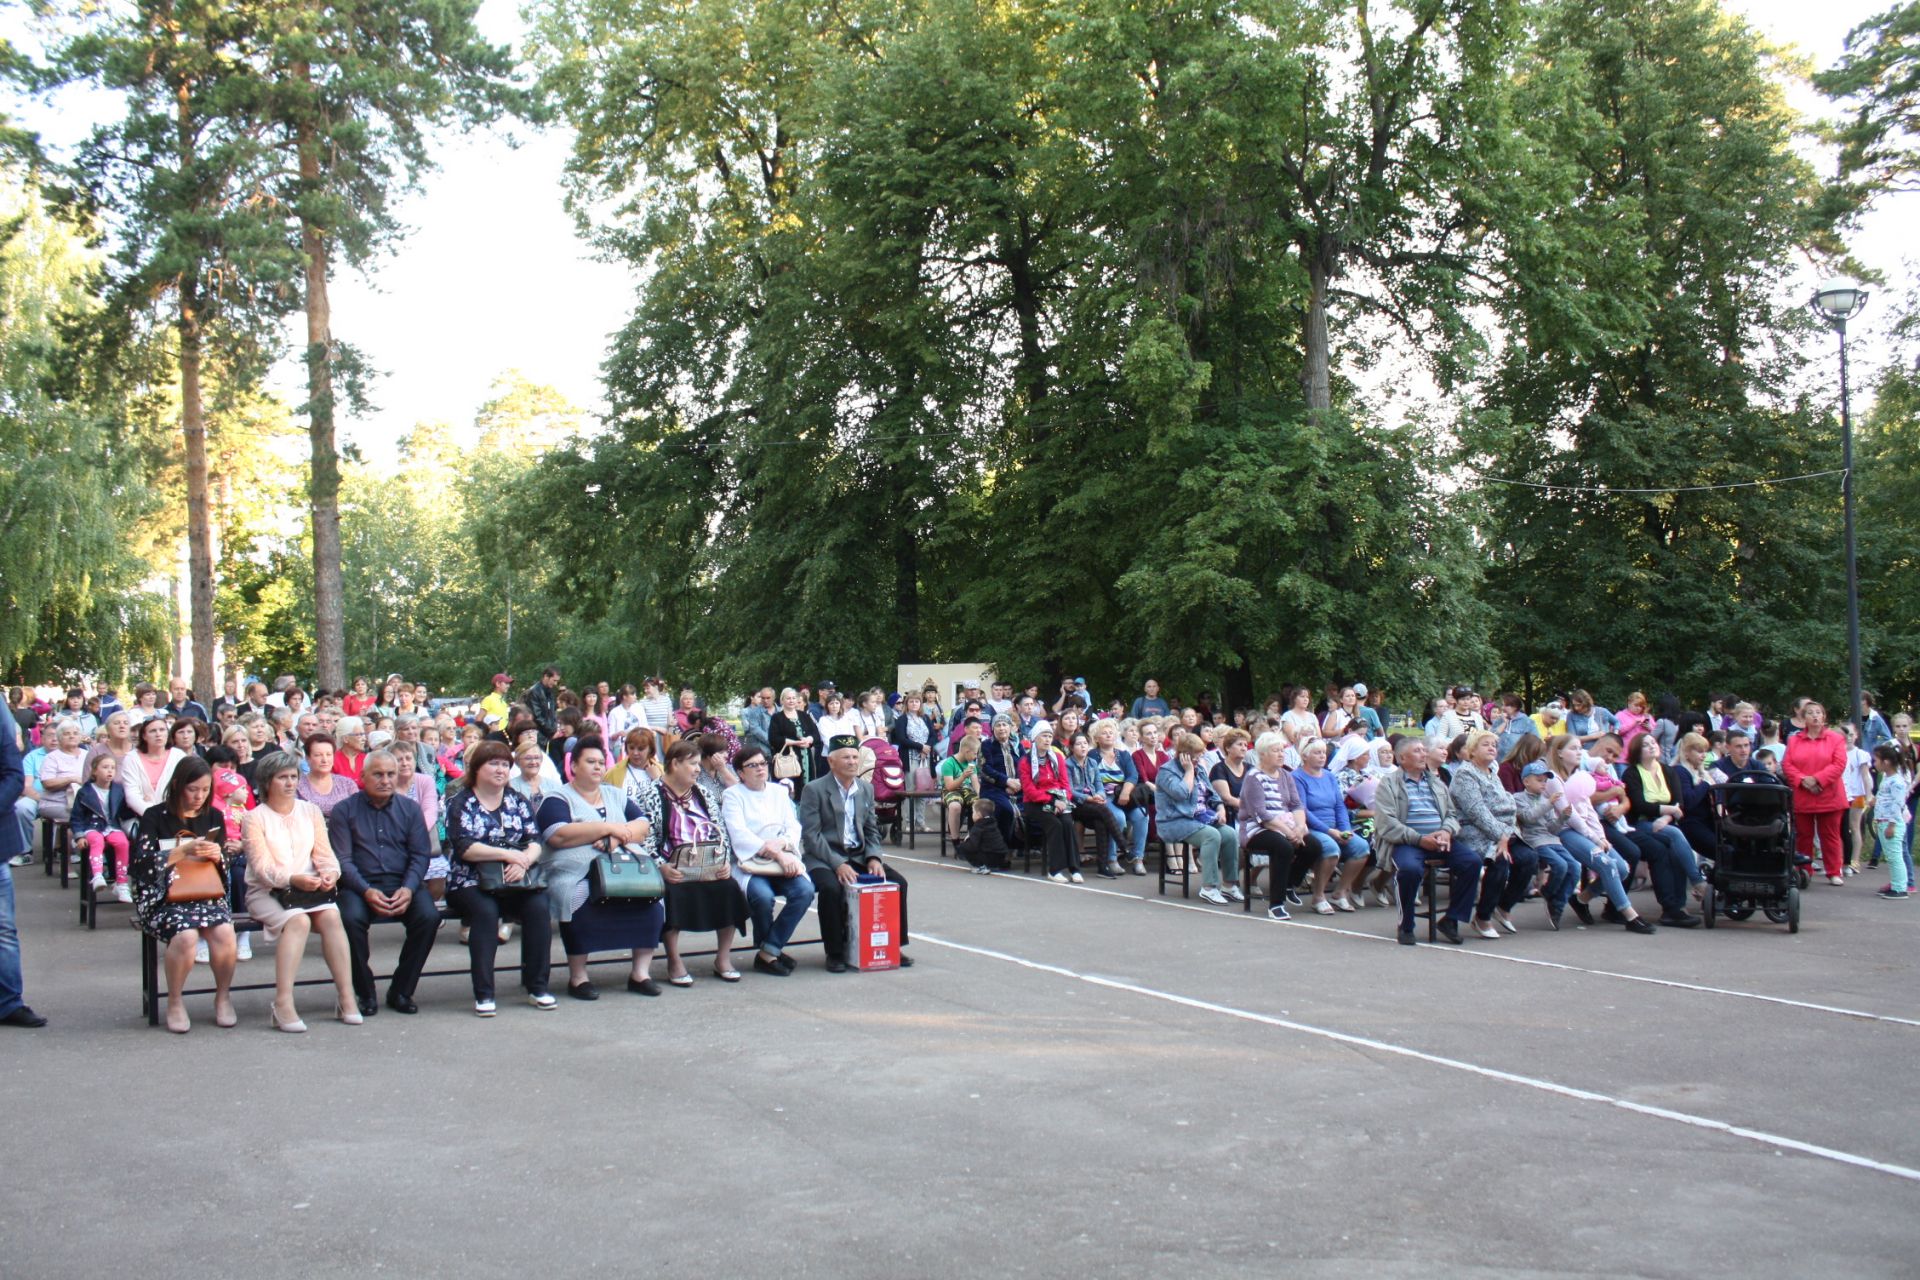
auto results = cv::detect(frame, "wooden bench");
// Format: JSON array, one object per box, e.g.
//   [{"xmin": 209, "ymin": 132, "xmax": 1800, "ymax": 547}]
[{"xmin": 140, "ymin": 902, "xmax": 821, "ymax": 1026}]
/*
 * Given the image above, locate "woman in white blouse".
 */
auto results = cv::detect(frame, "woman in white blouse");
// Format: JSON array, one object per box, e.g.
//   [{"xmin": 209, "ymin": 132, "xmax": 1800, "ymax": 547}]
[
  {"xmin": 719, "ymin": 745, "xmax": 817, "ymax": 977},
  {"xmin": 122, "ymin": 715, "xmax": 185, "ymax": 816},
  {"xmin": 241, "ymin": 750, "xmax": 359, "ymax": 1032}
]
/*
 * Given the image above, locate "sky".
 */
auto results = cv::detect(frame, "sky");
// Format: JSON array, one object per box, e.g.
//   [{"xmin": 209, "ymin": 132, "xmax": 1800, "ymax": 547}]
[{"xmin": 6, "ymin": 0, "xmax": 1908, "ymax": 457}]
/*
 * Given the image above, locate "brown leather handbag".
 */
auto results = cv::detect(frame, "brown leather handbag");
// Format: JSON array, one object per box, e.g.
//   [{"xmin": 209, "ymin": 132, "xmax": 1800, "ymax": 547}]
[{"xmin": 164, "ymin": 835, "xmax": 227, "ymax": 903}]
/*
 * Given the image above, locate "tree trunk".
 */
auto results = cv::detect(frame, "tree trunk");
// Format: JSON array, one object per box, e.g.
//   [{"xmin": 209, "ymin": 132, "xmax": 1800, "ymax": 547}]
[
  {"xmin": 1221, "ymin": 652, "xmax": 1255, "ymax": 719},
  {"xmin": 177, "ymin": 82, "xmax": 217, "ymax": 705},
  {"xmin": 893, "ymin": 514, "xmax": 918, "ymax": 667},
  {"xmin": 298, "ymin": 90, "xmax": 346, "ymax": 691},
  {"xmin": 1301, "ymin": 250, "xmax": 1333, "ymax": 414}
]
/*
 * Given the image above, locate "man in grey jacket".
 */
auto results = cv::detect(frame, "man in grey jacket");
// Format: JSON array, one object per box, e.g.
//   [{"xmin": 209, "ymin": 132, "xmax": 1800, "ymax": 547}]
[
  {"xmin": 800, "ymin": 734, "xmax": 911, "ymax": 972},
  {"xmin": 1372, "ymin": 736, "xmax": 1479, "ymax": 946}
]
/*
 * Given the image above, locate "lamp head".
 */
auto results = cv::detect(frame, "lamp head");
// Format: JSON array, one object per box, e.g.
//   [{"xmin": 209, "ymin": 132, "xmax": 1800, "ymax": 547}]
[{"xmin": 1811, "ymin": 279, "xmax": 1868, "ymax": 327}]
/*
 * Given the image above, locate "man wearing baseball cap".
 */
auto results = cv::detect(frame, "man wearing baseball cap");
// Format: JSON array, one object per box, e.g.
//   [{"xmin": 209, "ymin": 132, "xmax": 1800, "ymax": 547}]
[{"xmin": 478, "ymin": 672, "xmax": 514, "ymax": 736}]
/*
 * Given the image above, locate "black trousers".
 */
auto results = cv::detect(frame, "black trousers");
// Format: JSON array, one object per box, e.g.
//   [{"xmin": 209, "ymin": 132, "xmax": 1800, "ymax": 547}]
[
  {"xmin": 809, "ymin": 856, "xmax": 909, "ymax": 963},
  {"xmin": 1024, "ymin": 802, "xmax": 1078, "ymax": 873},
  {"xmin": 338, "ymin": 878, "xmax": 441, "ymax": 1001},
  {"xmin": 445, "ymin": 884, "xmax": 553, "ymax": 1001},
  {"xmin": 1071, "ymin": 802, "xmax": 1124, "ymax": 864},
  {"xmin": 1245, "ymin": 829, "xmax": 1313, "ymax": 891}
]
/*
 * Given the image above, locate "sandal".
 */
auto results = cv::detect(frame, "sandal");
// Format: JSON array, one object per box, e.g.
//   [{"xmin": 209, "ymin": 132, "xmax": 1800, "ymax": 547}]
[{"xmin": 712, "ymin": 965, "xmax": 742, "ymax": 983}]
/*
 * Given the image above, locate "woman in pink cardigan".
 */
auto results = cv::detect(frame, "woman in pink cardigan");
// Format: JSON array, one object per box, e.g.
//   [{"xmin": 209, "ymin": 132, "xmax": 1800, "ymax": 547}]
[
  {"xmin": 1783, "ymin": 701, "xmax": 1850, "ymax": 885},
  {"xmin": 242, "ymin": 749, "xmax": 360, "ymax": 1033}
]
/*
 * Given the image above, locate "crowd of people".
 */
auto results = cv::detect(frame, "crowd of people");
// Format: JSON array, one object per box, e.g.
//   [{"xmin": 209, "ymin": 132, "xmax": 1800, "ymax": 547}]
[{"xmin": 0, "ymin": 668, "xmax": 1909, "ymax": 1031}]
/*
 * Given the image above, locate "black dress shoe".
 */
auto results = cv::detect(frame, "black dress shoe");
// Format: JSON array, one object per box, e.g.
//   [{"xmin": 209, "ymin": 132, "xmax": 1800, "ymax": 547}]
[
  {"xmin": 356, "ymin": 995, "xmax": 379, "ymax": 1018},
  {"xmin": 775, "ymin": 953, "xmax": 797, "ymax": 973},
  {"xmin": 753, "ymin": 954, "xmax": 788, "ymax": 976},
  {"xmin": 1, "ymin": 1006, "xmax": 47, "ymax": 1027},
  {"xmin": 1397, "ymin": 929, "xmax": 1416, "ymax": 946},
  {"xmin": 1546, "ymin": 906, "xmax": 1562, "ymax": 931},
  {"xmin": 627, "ymin": 977, "xmax": 661, "ymax": 996},
  {"xmin": 825, "ymin": 956, "xmax": 848, "ymax": 973},
  {"xmin": 1435, "ymin": 920, "xmax": 1463, "ymax": 945},
  {"xmin": 1624, "ymin": 916, "xmax": 1656, "ymax": 934},
  {"xmin": 1569, "ymin": 899, "xmax": 1595, "ymax": 926},
  {"xmin": 568, "ymin": 981, "xmax": 599, "ymax": 1001},
  {"xmin": 385, "ymin": 991, "xmax": 418, "ymax": 1015},
  {"xmin": 1660, "ymin": 911, "xmax": 1701, "ymax": 928},
  {"xmin": 897, "ymin": 953, "xmax": 914, "ymax": 968}
]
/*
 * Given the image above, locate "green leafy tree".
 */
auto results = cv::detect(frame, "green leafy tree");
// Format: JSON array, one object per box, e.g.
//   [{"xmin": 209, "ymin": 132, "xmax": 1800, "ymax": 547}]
[
  {"xmin": 248, "ymin": 0, "xmax": 526, "ymax": 689},
  {"xmin": 0, "ymin": 167, "xmax": 169, "ymax": 682},
  {"xmin": 55, "ymin": 0, "xmax": 304, "ymax": 700},
  {"xmin": 1466, "ymin": 0, "xmax": 1841, "ymax": 710}
]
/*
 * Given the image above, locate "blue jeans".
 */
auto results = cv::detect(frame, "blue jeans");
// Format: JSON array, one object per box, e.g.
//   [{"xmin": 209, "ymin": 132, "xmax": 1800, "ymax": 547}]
[
  {"xmin": 11, "ymin": 796, "xmax": 35, "ymax": 860},
  {"xmin": 1527, "ymin": 841, "xmax": 1581, "ymax": 910},
  {"xmin": 1461, "ymin": 842, "xmax": 1540, "ymax": 920},
  {"xmin": 1392, "ymin": 843, "xmax": 1481, "ymax": 931},
  {"xmin": 0, "ymin": 858, "xmax": 21, "ymax": 1018},
  {"xmin": 1559, "ymin": 828, "xmax": 1631, "ymax": 911},
  {"xmin": 744, "ymin": 872, "xmax": 816, "ymax": 956},
  {"xmin": 1307, "ymin": 830, "xmax": 1370, "ymax": 863}
]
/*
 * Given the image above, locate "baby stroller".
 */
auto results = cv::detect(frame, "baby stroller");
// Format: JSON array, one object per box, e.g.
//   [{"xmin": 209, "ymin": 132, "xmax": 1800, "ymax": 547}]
[
  {"xmin": 1703, "ymin": 781, "xmax": 1801, "ymax": 933},
  {"xmin": 863, "ymin": 736, "xmax": 907, "ymax": 840}
]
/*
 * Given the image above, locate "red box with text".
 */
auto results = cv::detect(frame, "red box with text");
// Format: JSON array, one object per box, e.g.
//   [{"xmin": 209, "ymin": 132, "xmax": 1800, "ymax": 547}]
[{"xmin": 849, "ymin": 879, "xmax": 901, "ymax": 971}]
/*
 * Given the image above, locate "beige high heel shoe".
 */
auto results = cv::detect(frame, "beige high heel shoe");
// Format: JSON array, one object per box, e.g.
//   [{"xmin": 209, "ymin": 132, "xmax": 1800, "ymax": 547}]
[{"xmin": 271, "ymin": 1001, "xmax": 307, "ymax": 1034}]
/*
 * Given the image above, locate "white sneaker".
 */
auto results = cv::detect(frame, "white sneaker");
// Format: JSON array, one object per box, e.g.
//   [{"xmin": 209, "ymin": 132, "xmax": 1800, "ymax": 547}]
[
  {"xmin": 498, "ymin": 922, "xmax": 513, "ymax": 943},
  {"xmin": 194, "ymin": 940, "xmax": 210, "ymax": 964},
  {"xmin": 8, "ymin": 853, "xmax": 31, "ymax": 867},
  {"xmin": 1223, "ymin": 885, "xmax": 1246, "ymax": 903},
  {"xmin": 1829, "ymin": 875, "xmax": 1845, "ymax": 886},
  {"xmin": 112, "ymin": 882, "xmax": 132, "ymax": 904},
  {"xmin": 1069, "ymin": 872, "xmax": 1085, "ymax": 884},
  {"xmin": 474, "ymin": 998, "xmax": 497, "ymax": 1017},
  {"xmin": 235, "ymin": 933, "xmax": 252, "ymax": 962},
  {"xmin": 1198, "ymin": 886, "xmax": 1229, "ymax": 905},
  {"xmin": 1047, "ymin": 872, "xmax": 1068, "ymax": 883},
  {"xmin": 526, "ymin": 992, "xmax": 557, "ymax": 1011},
  {"xmin": 89, "ymin": 873, "xmax": 106, "ymax": 891}
]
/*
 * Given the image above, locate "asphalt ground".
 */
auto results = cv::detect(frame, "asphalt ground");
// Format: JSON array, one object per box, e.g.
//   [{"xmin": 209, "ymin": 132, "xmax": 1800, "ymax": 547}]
[{"xmin": 1, "ymin": 836, "xmax": 1916, "ymax": 1278}]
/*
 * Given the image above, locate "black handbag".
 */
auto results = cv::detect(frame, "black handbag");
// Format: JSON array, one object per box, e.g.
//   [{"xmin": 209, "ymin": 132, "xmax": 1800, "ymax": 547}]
[
  {"xmin": 474, "ymin": 858, "xmax": 549, "ymax": 894},
  {"xmin": 588, "ymin": 843, "xmax": 665, "ymax": 902},
  {"xmin": 271, "ymin": 885, "xmax": 339, "ymax": 911}
]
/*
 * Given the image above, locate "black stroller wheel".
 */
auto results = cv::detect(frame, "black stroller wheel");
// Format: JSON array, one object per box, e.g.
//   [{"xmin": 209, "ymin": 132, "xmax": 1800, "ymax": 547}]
[
  {"xmin": 1787, "ymin": 885, "xmax": 1801, "ymax": 933},
  {"xmin": 1702, "ymin": 883, "xmax": 1716, "ymax": 929}
]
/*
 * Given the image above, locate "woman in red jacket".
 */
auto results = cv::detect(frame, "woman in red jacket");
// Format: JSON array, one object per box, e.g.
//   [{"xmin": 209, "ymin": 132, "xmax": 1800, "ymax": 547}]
[
  {"xmin": 1783, "ymin": 701, "xmax": 1850, "ymax": 885},
  {"xmin": 1018, "ymin": 722, "xmax": 1079, "ymax": 881}
]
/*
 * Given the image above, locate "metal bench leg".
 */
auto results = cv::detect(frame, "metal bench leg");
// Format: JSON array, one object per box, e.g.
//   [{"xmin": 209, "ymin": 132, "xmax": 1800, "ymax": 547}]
[{"xmin": 141, "ymin": 932, "xmax": 159, "ymax": 1026}]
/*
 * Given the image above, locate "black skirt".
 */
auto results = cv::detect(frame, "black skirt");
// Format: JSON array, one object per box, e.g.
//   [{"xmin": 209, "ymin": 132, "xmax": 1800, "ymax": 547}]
[
  {"xmin": 558, "ymin": 897, "xmax": 665, "ymax": 956},
  {"xmin": 664, "ymin": 877, "xmax": 747, "ymax": 934}
]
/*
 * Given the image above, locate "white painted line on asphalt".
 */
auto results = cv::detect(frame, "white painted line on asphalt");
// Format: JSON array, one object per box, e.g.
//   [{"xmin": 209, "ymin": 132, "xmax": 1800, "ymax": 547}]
[
  {"xmin": 890, "ymin": 851, "xmax": 1920, "ymax": 1029},
  {"xmin": 912, "ymin": 929, "xmax": 1920, "ymax": 1186}
]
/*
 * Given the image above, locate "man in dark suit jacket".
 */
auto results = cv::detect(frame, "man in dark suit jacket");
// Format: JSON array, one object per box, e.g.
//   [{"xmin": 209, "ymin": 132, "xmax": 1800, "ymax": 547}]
[
  {"xmin": 800, "ymin": 734, "xmax": 911, "ymax": 972},
  {"xmin": 0, "ymin": 721, "xmax": 45, "ymax": 1026}
]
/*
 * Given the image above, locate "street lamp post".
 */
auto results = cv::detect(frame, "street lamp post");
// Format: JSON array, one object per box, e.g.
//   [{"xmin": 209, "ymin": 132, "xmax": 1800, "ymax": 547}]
[{"xmin": 1811, "ymin": 279, "xmax": 1869, "ymax": 737}]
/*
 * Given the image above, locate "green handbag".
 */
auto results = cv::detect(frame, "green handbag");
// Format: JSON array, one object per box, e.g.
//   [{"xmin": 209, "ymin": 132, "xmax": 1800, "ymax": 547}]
[{"xmin": 589, "ymin": 843, "xmax": 665, "ymax": 902}]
